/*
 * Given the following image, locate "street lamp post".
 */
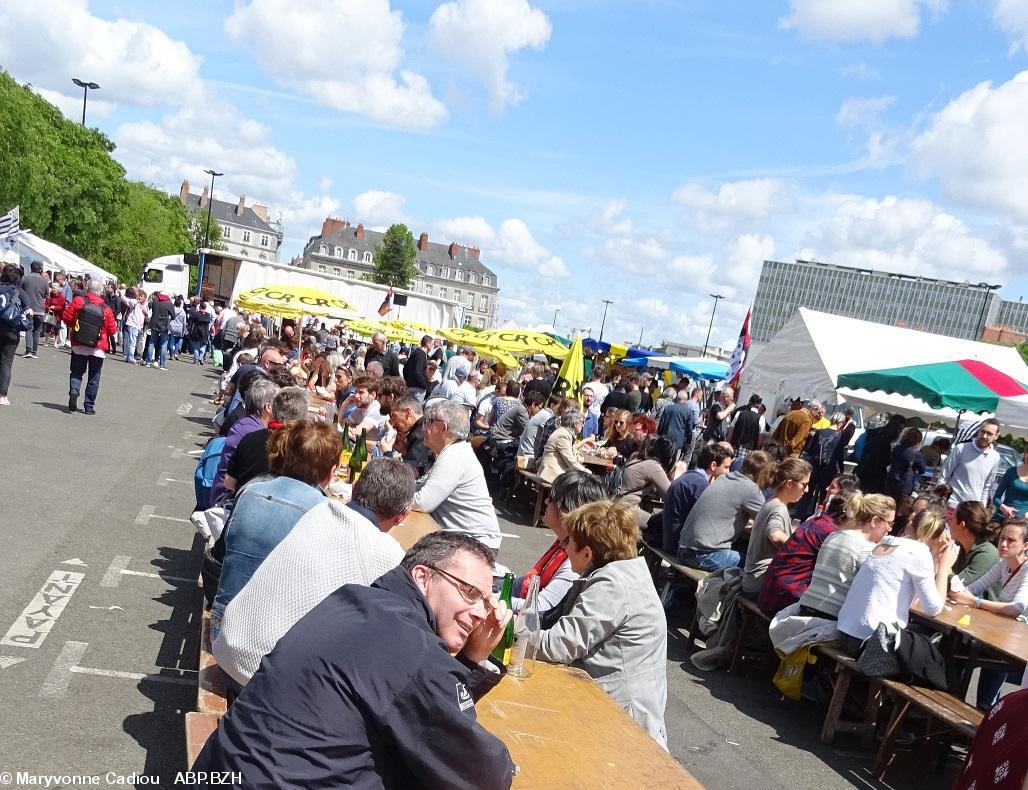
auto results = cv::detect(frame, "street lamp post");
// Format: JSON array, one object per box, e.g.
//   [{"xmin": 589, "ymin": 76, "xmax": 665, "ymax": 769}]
[
  {"xmin": 197, "ymin": 169, "xmax": 224, "ymax": 296},
  {"xmin": 701, "ymin": 293, "xmax": 726, "ymax": 358},
  {"xmin": 598, "ymin": 299, "xmax": 613, "ymax": 342},
  {"xmin": 71, "ymin": 78, "xmax": 100, "ymax": 126},
  {"xmin": 552, "ymin": 308, "xmax": 560, "ymax": 328}
]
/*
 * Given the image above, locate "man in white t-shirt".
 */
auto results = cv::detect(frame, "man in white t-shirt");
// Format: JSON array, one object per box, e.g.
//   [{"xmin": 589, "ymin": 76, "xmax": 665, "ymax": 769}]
[
  {"xmin": 344, "ymin": 375, "xmax": 384, "ymax": 439},
  {"xmin": 939, "ymin": 419, "xmax": 1001, "ymax": 510}
]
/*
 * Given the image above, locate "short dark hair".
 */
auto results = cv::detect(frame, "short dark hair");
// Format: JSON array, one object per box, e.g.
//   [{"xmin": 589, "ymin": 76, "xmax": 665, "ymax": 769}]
[
  {"xmin": 377, "ymin": 375, "xmax": 407, "ymax": 399},
  {"xmin": 524, "ymin": 391, "xmax": 545, "ymax": 408},
  {"xmin": 352, "ymin": 457, "xmax": 416, "ymax": 518},
  {"xmin": 401, "ymin": 532, "xmax": 495, "ymax": 573},
  {"xmin": 549, "ymin": 469, "xmax": 607, "ymax": 513},
  {"xmin": 697, "ymin": 442, "xmax": 734, "ymax": 470},
  {"xmin": 1, "ymin": 264, "xmax": 22, "ymax": 285},
  {"xmin": 30, "ymin": 260, "xmax": 43, "ymax": 273},
  {"xmin": 981, "ymin": 418, "xmax": 1001, "ymax": 433},
  {"xmin": 266, "ymin": 363, "xmax": 296, "ymax": 389},
  {"xmin": 505, "ymin": 380, "xmax": 521, "ymax": 398},
  {"xmin": 353, "ymin": 375, "xmax": 379, "ymax": 395}
]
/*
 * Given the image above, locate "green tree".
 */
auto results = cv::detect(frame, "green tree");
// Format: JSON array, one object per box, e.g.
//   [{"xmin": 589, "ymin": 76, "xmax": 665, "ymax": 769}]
[
  {"xmin": 187, "ymin": 207, "xmax": 224, "ymax": 252},
  {"xmin": 365, "ymin": 223, "xmax": 418, "ymax": 288},
  {"xmin": 0, "ymin": 69, "xmax": 127, "ymax": 260},
  {"xmin": 94, "ymin": 181, "xmax": 193, "ymax": 284},
  {"xmin": 1018, "ymin": 341, "xmax": 1028, "ymax": 366}
]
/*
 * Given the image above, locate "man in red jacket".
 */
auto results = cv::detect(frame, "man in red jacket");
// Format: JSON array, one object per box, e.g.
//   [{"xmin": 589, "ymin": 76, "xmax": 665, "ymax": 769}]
[{"xmin": 62, "ymin": 280, "xmax": 118, "ymax": 414}]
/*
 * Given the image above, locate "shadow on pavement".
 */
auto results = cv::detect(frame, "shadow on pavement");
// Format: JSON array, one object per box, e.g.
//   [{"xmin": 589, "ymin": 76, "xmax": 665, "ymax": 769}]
[{"xmin": 33, "ymin": 401, "xmax": 73, "ymax": 413}]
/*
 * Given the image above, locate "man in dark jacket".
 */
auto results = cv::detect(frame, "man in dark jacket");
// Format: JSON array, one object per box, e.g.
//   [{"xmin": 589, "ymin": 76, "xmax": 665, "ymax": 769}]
[
  {"xmin": 146, "ymin": 291, "xmax": 176, "ymax": 369},
  {"xmin": 657, "ymin": 389, "xmax": 697, "ymax": 456},
  {"xmin": 403, "ymin": 334, "xmax": 432, "ymax": 401},
  {"xmin": 19, "ymin": 260, "xmax": 49, "ymax": 359},
  {"xmin": 386, "ymin": 395, "xmax": 435, "ymax": 477},
  {"xmin": 855, "ymin": 414, "xmax": 906, "ymax": 494},
  {"xmin": 365, "ymin": 331, "xmax": 401, "ymax": 376},
  {"xmin": 193, "ymin": 532, "xmax": 515, "ymax": 790},
  {"xmin": 62, "ymin": 280, "xmax": 118, "ymax": 414}
]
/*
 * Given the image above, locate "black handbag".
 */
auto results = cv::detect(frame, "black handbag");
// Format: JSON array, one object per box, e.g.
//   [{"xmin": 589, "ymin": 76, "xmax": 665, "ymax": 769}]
[{"xmin": 855, "ymin": 622, "xmax": 902, "ymax": 678}]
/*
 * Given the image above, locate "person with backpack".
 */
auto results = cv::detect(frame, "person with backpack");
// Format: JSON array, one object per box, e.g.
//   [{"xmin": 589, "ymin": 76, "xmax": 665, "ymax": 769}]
[
  {"xmin": 62, "ymin": 279, "xmax": 118, "ymax": 414},
  {"xmin": 168, "ymin": 296, "xmax": 187, "ymax": 361},
  {"xmin": 0, "ymin": 264, "xmax": 34, "ymax": 407},
  {"xmin": 189, "ymin": 302, "xmax": 214, "ymax": 364},
  {"xmin": 794, "ymin": 410, "xmax": 847, "ymax": 520}
]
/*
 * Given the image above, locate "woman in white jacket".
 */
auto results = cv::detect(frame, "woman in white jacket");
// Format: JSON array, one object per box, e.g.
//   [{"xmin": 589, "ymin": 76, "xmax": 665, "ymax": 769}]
[{"xmin": 534, "ymin": 499, "xmax": 669, "ymax": 749}]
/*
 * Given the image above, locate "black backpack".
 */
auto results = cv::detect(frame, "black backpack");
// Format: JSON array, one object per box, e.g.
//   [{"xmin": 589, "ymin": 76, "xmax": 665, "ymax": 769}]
[
  {"xmin": 73, "ymin": 298, "xmax": 106, "ymax": 347},
  {"xmin": 0, "ymin": 284, "xmax": 25, "ymax": 331}
]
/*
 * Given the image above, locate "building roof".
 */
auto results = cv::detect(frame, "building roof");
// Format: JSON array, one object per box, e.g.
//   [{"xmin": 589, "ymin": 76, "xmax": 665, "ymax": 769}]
[
  {"xmin": 182, "ymin": 193, "xmax": 278, "ymax": 235},
  {"xmin": 306, "ymin": 221, "xmax": 497, "ymax": 282}
]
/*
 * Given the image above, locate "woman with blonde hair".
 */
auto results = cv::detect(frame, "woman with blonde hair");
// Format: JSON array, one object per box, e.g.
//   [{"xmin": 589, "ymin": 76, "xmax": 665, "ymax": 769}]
[
  {"xmin": 742, "ymin": 458, "xmax": 812, "ymax": 597},
  {"xmin": 796, "ymin": 492, "xmax": 896, "ymax": 620},
  {"xmin": 534, "ymin": 499, "xmax": 668, "ymax": 749},
  {"xmin": 835, "ymin": 504, "xmax": 957, "ymax": 655},
  {"xmin": 597, "ymin": 408, "xmax": 634, "ymax": 459}
]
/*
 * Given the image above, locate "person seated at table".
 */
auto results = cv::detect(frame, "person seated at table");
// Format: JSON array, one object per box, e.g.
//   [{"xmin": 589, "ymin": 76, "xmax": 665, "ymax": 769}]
[
  {"xmin": 195, "ymin": 533, "xmax": 515, "ymax": 789},
  {"xmin": 534, "ymin": 499, "xmax": 669, "ymax": 749},
  {"xmin": 413, "ymin": 400, "xmax": 502, "ymax": 549},
  {"xmin": 630, "ymin": 414, "xmax": 658, "ymax": 446},
  {"xmin": 211, "ymin": 376, "xmax": 281, "ymax": 503},
  {"xmin": 595, "ymin": 407, "xmax": 634, "ymax": 460},
  {"xmin": 741, "ymin": 458, "xmax": 812, "ymax": 599},
  {"xmin": 792, "ymin": 491, "xmax": 894, "ymax": 620},
  {"xmin": 382, "ymin": 395, "xmax": 435, "ymax": 478},
  {"xmin": 949, "ymin": 518, "xmax": 1028, "ymax": 709},
  {"xmin": 835, "ymin": 507, "xmax": 957, "ymax": 657},
  {"xmin": 659, "ymin": 443, "xmax": 735, "ymax": 553},
  {"xmin": 678, "ymin": 451, "xmax": 775, "ymax": 571},
  {"xmin": 210, "ymin": 421, "xmax": 338, "ymax": 635},
  {"xmin": 516, "ymin": 390, "xmax": 550, "ymax": 458},
  {"xmin": 338, "ymin": 375, "xmax": 383, "ymax": 438},
  {"xmin": 757, "ymin": 474, "xmax": 861, "ymax": 615},
  {"xmin": 536, "ymin": 408, "xmax": 589, "ymax": 483},
  {"xmin": 510, "ymin": 469, "xmax": 607, "ymax": 614},
  {"xmin": 618, "ymin": 435, "xmax": 686, "ymax": 531},
  {"xmin": 993, "ymin": 447, "xmax": 1028, "ymax": 520},
  {"xmin": 950, "ymin": 501, "xmax": 1000, "ymax": 592},
  {"xmin": 214, "ymin": 458, "xmax": 414, "ymax": 686}
]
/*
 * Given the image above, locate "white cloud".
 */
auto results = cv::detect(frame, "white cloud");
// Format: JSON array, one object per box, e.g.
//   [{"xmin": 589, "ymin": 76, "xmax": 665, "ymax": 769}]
[
  {"xmin": 492, "ymin": 219, "xmax": 568, "ymax": 278},
  {"xmin": 35, "ymin": 87, "xmax": 115, "ymax": 121},
  {"xmin": 840, "ymin": 62, "xmax": 881, "ymax": 81},
  {"xmin": 586, "ymin": 200, "xmax": 633, "ymax": 235},
  {"xmin": 280, "ymin": 194, "xmax": 342, "ymax": 235},
  {"xmin": 800, "ymin": 195, "xmax": 1007, "ymax": 280},
  {"xmin": 224, "ymin": 0, "xmax": 446, "ymax": 129},
  {"xmin": 0, "ymin": 0, "xmax": 204, "ymax": 109},
  {"xmin": 351, "ymin": 190, "xmax": 410, "ymax": 227},
  {"xmin": 994, "ymin": 0, "xmax": 1028, "ymax": 53},
  {"xmin": 428, "ymin": 0, "xmax": 551, "ymax": 112},
  {"xmin": 836, "ymin": 95, "xmax": 896, "ymax": 128},
  {"xmin": 909, "ymin": 71, "xmax": 1028, "ymax": 221},
  {"xmin": 725, "ymin": 234, "xmax": 775, "ymax": 291},
  {"xmin": 779, "ymin": 0, "xmax": 946, "ymax": 43},
  {"xmin": 672, "ymin": 178, "xmax": 795, "ymax": 234},
  {"xmin": 583, "ymin": 237, "xmax": 667, "ymax": 273},
  {"xmin": 317, "ymin": 176, "xmax": 333, "ymax": 194},
  {"xmin": 434, "ymin": 216, "xmax": 497, "ymax": 246}
]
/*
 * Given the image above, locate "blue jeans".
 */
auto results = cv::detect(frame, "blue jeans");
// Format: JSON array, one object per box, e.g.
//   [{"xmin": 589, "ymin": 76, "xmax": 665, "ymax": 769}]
[
  {"xmin": 193, "ymin": 339, "xmax": 207, "ymax": 363},
  {"xmin": 69, "ymin": 352, "xmax": 104, "ymax": 409},
  {"xmin": 123, "ymin": 326, "xmax": 139, "ymax": 362},
  {"xmin": 678, "ymin": 547, "xmax": 742, "ymax": 571},
  {"xmin": 24, "ymin": 315, "xmax": 44, "ymax": 354},
  {"xmin": 146, "ymin": 329, "xmax": 169, "ymax": 367},
  {"xmin": 975, "ymin": 667, "xmax": 1021, "ymax": 710},
  {"xmin": 169, "ymin": 333, "xmax": 184, "ymax": 357}
]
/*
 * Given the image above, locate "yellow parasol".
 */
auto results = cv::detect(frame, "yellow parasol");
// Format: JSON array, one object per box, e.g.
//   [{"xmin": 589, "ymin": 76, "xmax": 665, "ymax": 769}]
[
  {"xmin": 386, "ymin": 318, "xmax": 433, "ymax": 334},
  {"xmin": 437, "ymin": 327, "xmax": 481, "ymax": 343},
  {"xmin": 471, "ymin": 329, "xmax": 570, "ymax": 359},
  {"xmin": 236, "ymin": 285, "xmax": 359, "ymax": 319},
  {"xmin": 344, "ymin": 318, "xmax": 384, "ymax": 338},
  {"xmin": 551, "ymin": 337, "xmax": 585, "ymax": 407}
]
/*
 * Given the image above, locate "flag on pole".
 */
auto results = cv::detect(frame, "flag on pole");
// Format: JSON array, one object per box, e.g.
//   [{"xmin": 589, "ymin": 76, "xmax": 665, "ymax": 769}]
[
  {"xmin": 725, "ymin": 307, "xmax": 751, "ymax": 388},
  {"xmin": 377, "ymin": 286, "xmax": 394, "ymax": 317},
  {"xmin": 0, "ymin": 205, "xmax": 19, "ymax": 239},
  {"xmin": 552, "ymin": 336, "xmax": 585, "ymax": 408}
]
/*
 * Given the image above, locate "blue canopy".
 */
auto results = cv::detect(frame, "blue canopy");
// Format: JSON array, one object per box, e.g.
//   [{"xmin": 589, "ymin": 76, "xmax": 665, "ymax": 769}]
[{"xmin": 619, "ymin": 355, "xmax": 729, "ymax": 381}]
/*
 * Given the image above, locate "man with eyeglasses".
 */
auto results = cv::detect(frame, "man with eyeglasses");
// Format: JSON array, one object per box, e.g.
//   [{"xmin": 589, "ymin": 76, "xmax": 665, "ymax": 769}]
[
  {"xmin": 194, "ymin": 531, "xmax": 516, "ymax": 790},
  {"xmin": 939, "ymin": 418, "xmax": 1002, "ymax": 515}
]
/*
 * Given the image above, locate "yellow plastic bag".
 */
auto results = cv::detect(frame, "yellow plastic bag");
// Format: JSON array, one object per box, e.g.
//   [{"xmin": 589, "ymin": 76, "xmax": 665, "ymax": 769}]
[{"xmin": 773, "ymin": 644, "xmax": 825, "ymax": 700}]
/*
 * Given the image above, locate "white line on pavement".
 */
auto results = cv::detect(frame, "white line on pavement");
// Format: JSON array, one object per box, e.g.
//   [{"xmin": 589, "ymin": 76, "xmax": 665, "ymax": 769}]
[
  {"xmin": 70, "ymin": 665, "xmax": 196, "ymax": 685},
  {"xmin": 176, "ymin": 403, "xmax": 193, "ymax": 415},
  {"xmin": 134, "ymin": 505, "xmax": 156, "ymax": 526},
  {"xmin": 149, "ymin": 514, "xmax": 191, "ymax": 523},
  {"xmin": 120, "ymin": 569, "xmax": 196, "ymax": 584},
  {"xmin": 100, "ymin": 556, "xmax": 132, "ymax": 588},
  {"xmin": 39, "ymin": 640, "xmax": 88, "ymax": 698},
  {"xmin": 0, "ymin": 655, "xmax": 28, "ymax": 670},
  {"xmin": 499, "ymin": 533, "xmax": 521, "ymax": 539},
  {"xmin": 156, "ymin": 477, "xmax": 192, "ymax": 486},
  {"xmin": 1, "ymin": 570, "xmax": 86, "ymax": 649}
]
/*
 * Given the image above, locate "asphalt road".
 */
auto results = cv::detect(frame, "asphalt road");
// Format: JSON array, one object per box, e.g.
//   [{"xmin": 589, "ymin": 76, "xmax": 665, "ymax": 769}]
[{"xmin": 0, "ymin": 345, "xmax": 964, "ymax": 789}]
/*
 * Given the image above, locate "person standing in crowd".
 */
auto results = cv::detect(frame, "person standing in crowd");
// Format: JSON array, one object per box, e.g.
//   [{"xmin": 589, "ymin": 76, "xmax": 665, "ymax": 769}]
[
  {"xmin": 580, "ymin": 387, "xmax": 600, "ymax": 440},
  {"xmin": 771, "ymin": 398, "xmax": 815, "ymax": 457},
  {"xmin": 19, "ymin": 261, "xmax": 48, "ymax": 360},
  {"xmin": 0, "ymin": 264, "xmax": 33, "ymax": 406},
  {"xmin": 102, "ymin": 281, "xmax": 121, "ymax": 355},
  {"xmin": 120, "ymin": 286, "xmax": 147, "ymax": 365},
  {"xmin": 195, "ymin": 532, "xmax": 515, "ymax": 790},
  {"xmin": 144, "ymin": 289, "xmax": 175, "ymax": 370},
  {"xmin": 939, "ymin": 419, "xmax": 1001, "ymax": 515},
  {"xmin": 884, "ymin": 426, "xmax": 925, "ymax": 504},
  {"xmin": 413, "ymin": 400, "xmax": 501, "ymax": 549},
  {"xmin": 705, "ymin": 388, "xmax": 736, "ymax": 443},
  {"xmin": 167, "ymin": 297, "xmax": 187, "ymax": 361},
  {"xmin": 218, "ymin": 305, "xmax": 245, "ymax": 371},
  {"xmin": 795, "ymin": 410, "xmax": 847, "ymax": 521},
  {"xmin": 726, "ymin": 394, "xmax": 765, "ymax": 464},
  {"xmin": 364, "ymin": 331, "xmax": 400, "ymax": 377},
  {"xmin": 657, "ymin": 389, "xmax": 697, "ymax": 461},
  {"xmin": 839, "ymin": 408, "xmax": 857, "ymax": 448},
  {"xmin": 189, "ymin": 302, "xmax": 213, "ymax": 364},
  {"xmin": 402, "ymin": 334, "xmax": 432, "ymax": 402},
  {"xmin": 43, "ymin": 282, "xmax": 66, "ymax": 348},
  {"xmin": 53, "ymin": 272, "xmax": 74, "ymax": 348},
  {"xmin": 855, "ymin": 413, "xmax": 906, "ymax": 494},
  {"xmin": 585, "ymin": 369, "xmax": 608, "ymax": 416},
  {"xmin": 660, "ymin": 443, "xmax": 735, "ymax": 554},
  {"xmin": 600, "ymin": 376, "xmax": 630, "ymax": 415},
  {"xmin": 62, "ymin": 280, "xmax": 118, "ymax": 415},
  {"xmin": 919, "ymin": 435, "xmax": 951, "ymax": 471}
]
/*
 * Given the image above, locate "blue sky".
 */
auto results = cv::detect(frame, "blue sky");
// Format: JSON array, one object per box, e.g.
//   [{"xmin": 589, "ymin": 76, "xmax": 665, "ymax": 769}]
[{"xmin": 4, "ymin": 0, "xmax": 1028, "ymax": 347}]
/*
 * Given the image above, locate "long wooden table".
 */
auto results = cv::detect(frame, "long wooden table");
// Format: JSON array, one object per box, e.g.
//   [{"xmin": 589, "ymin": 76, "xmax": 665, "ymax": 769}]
[
  {"xmin": 476, "ymin": 662, "xmax": 701, "ymax": 789},
  {"xmin": 913, "ymin": 602, "xmax": 1028, "ymax": 664},
  {"xmin": 388, "ymin": 510, "xmax": 440, "ymax": 551}
]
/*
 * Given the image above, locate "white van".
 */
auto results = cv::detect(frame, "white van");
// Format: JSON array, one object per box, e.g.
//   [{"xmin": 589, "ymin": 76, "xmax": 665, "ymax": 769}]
[{"xmin": 141, "ymin": 254, "xmax": 191, "ymax": 297}]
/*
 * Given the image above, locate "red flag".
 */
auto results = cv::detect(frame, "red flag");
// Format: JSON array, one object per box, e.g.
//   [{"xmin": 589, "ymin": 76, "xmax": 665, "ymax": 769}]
[
  {"xmin": 378, "ymin": 286, "xmax": 394, "ymax": 317},
  {"xmin": 725, "ymin": 307, "xmax": 751, "ymax": 389}
]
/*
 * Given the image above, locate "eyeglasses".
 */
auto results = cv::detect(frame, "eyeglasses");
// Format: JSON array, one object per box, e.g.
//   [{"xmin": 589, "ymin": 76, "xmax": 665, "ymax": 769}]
[{"xmin": 425, "ymin": 565, "xmax": 494, "ymax": 613}]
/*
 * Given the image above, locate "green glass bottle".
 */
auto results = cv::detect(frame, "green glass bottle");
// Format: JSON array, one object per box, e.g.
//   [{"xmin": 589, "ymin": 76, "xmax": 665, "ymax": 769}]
[
  {"xmin": 490, "ymin": 572, "xmax": 515, "ymax": 664},
  {"xmin": 349, "ymin": 428, "xmax": 368, "ymax": 483}
]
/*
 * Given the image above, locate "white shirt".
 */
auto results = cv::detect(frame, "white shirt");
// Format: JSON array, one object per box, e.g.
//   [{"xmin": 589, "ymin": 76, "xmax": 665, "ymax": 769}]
[
  {"xmin": 940, "ymin": 441, "xmax": 1000, "ymax": 507},
  {"xmin": 519, "ymin": 408, "xmax": 553, "ymax": 456},
  {"xmin": 412, "ymin": 441, "xmax": 501, "ymax": 548},
  {"xmin": 967, "ymin": 559, "xmax": 1028, "ymax": 613}
]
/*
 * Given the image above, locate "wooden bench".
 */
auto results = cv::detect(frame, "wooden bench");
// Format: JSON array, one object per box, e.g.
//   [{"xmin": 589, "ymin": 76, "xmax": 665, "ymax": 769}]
[
  {"xmin": 185, "ymin": 711, "xmax": 220, "ymax": 767},
  {"xmin": 638, "ymin": 542, "xmax": 709, "ymax": 651},
  {"xmin": 197, "ymin": 608, "xmax": 229, "ymax": 716},
  {"xmin": 515, "ymin": 469, "xmax": 551, "ymax": 528},
  {"xmin": 728, "ymin": 597, "xmax": 773, "ymax": 673},
  {"xmin": 816, "ymin": 645, "xmax": 882, "ymax": 747},
  {"xmin": 873, "ymin": 678, "xmax": 983, "ymax": 780}
]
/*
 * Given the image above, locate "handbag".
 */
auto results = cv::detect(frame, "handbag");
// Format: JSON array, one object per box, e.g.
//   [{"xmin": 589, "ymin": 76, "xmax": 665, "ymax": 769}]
[{"xmin": 855, "ymin": 622, "xmax": 902, "ymax": 678}]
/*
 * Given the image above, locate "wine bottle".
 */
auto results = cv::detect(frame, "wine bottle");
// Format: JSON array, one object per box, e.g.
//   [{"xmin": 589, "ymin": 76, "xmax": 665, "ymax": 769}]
[
  {"xmin": 508, "ymin": 575, "xmax": 539, "ymax": 678},
  {"xmin": 338, "ymin": 424, "xmax": 352, "ymax": 471},
  {"xmin": 490, "ymin": 572, "xmax": 515, "ymax": 664},
  {"xmin": 349, "ymin": 428, "xmax": 368, "ymax": 483}
]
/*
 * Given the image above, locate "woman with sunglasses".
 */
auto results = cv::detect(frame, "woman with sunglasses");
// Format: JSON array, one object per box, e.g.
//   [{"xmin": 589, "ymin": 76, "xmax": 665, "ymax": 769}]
[
  {"xmin": 596, "ymin": 408, "xmax": 634, "ymax": 460},
  {"xmin": 534, "ymin": 499, "xmax": 668, "ymax": 749}
]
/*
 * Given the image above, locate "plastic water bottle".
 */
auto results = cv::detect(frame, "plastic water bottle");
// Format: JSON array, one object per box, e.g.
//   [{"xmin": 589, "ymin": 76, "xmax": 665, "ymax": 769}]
[{"xmin": 507, "ymin": 575, "xmax": 540, "ymax": 678}]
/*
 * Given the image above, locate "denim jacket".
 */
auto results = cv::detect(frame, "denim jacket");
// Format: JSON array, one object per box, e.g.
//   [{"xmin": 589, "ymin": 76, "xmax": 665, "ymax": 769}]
[{"xmin": 212, "ymin": 476, "xmax": 326, "ymax": 622}]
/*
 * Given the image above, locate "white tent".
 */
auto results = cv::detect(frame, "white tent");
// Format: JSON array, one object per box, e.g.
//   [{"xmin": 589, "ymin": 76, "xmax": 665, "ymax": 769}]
[
  {"xmin": 741, "ymin": 308, "xmax": 1028, "ymax": 427},
  {"xmin": 16, "ymin": 232, "xmax": 117, "ymax": 282}
]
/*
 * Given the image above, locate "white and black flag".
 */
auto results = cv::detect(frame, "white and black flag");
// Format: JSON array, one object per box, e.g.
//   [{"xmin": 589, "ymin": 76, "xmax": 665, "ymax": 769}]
[{"xmin": 0, "ymin": 205, "xmax": 19, "ymax": 238}]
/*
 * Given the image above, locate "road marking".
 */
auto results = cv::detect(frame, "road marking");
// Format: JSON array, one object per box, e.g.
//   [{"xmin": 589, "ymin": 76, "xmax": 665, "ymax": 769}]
[
  {"xmin": 187, "ymin": 449, "xmax": 203, "ymax": 456},
  {"xmin": 60, "ymin": 558, "xmax": 87, "ymax": 567},
  {"xmin": 156, "ymin": 476, "xmax": 192, "ymax": 487},
  {"xmin": 101, "ymin": 555, "xmax": 132, "ymax": 588},
  {"xmin": 149, "ymin": 514, "xmax": 191, "ymax": 523},
  {"xmin": 176, "ymin": 403, "xmax": 193, "ymax": 415},
  {"xmin": 1, "ymin": 570, "xmax": 85, "ymax": 649},
  {"xmin": 0, "ymin": 655, "xmax": 28, "ymax": 670},
  {"xmin": 499, "ymin": 533, "xmax": 520, "ymax": 539},
  {"xmin": 121, "ymin": 569, "xmax": 196, "ymax": 584},
  {"xmin": 134, "ymin": 505, "xmax": 156, "ymax": 526},
  {"xmin": 88, "ymin": 605, "xmax": 125, "ymax": 612},
  {"xmin": 40, "ymin": 641, "xmax": 196, "ymax": 698}
]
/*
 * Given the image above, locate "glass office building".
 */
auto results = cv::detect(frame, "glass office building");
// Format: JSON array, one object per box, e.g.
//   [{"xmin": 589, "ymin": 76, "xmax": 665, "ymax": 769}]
[{"xmin": 751, "ymin": 259, "xmax": 1006, "ymax": 342}]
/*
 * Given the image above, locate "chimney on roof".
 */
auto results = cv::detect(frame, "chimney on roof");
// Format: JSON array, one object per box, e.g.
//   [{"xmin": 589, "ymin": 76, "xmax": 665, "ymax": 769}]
[
  {"xmin": 200, "ymin": 185, "xmax": 209, "ymax": 208},
  {"xmin": 236, "ymin": 195, "xmax": 245, "ymax": 217},
  {"xmin": 356, "ymin": 223, "xmax": 364, "ymax": 240},
  {"xmin": 179, "ymin": 179, "xmax": 190, "ymax": 205},
  {"xmin": 252, "ymin": 202, "xmax": 269, "ymax": 223},
  {"xmin": 468, "ymin": 246, "xmax": 480, "ymax": 261},
  {"xmin": 448, "ymin": 242, "xmax": 458, "ymax": 259},
  {"xmin": 320, "ymin": 217, "xmax": 348, "ymax": 239},
  {"xmin": 418, "ymin": 232, "xmax": 429, "ymax": 251}
]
